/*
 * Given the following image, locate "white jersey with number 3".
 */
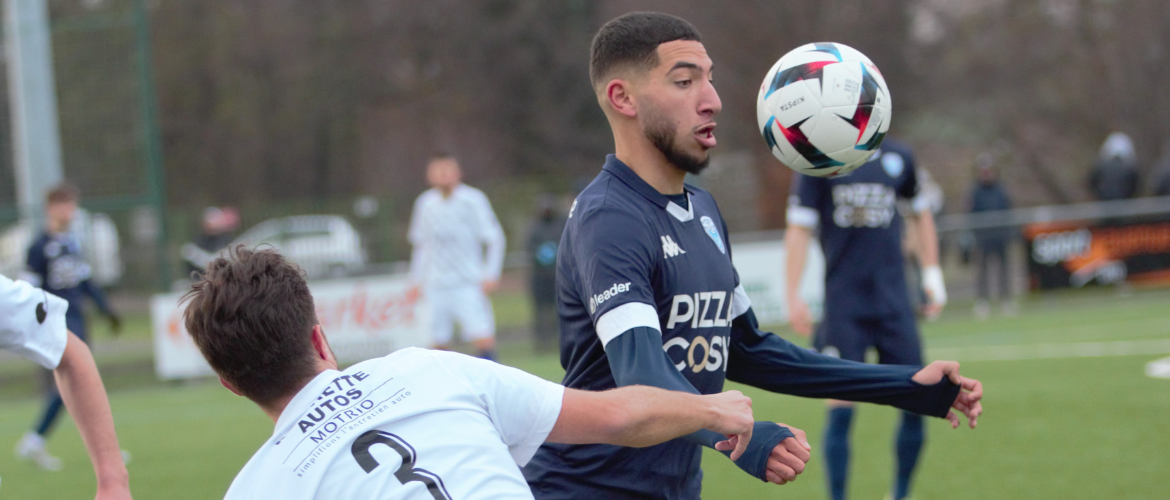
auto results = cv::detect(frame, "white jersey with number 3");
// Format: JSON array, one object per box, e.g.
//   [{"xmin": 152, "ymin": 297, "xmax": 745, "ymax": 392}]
[{"xmin": 225, "ymin": 348, "xmax": 564, "ymax": 500}]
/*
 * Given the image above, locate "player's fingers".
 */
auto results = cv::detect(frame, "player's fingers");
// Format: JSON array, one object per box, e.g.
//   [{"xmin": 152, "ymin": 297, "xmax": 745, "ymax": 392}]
[
  {"xmin": 715, "ymin": 438, "xmax": 733, "ymax": 452},
  {"xmin": 765, "ymin": 470, "xmax": 788, "ymax": 485},
  {"xmin": 944, "ymin": 362, "xmax": 962, "ymax": 385},
  {"xmin": 773, "ymin": 447, "xmax": 806, "ymax": 475},
  {"xmin": 946, "ymin": 410, "xmax": 959, "ymax": 429},
  {"xmin": 963, "ymin": 377, "xmax": 983, "ymax": 402},
  {"xmin": 782, "ymin": 438, "xmax": 811, "ymax": 464},
  {"xmin": 767, "ymin": 457, "xmax": 798, "ymax": 482}
]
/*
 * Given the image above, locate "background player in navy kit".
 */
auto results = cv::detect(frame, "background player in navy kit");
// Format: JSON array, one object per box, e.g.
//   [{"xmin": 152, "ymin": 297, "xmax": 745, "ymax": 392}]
[
  {"xmin": 522, "ymin": 13, "xmax": 983, "ymax": 500},
  {"xmin": 17, "ymin": 183, "xmax": 122, "ymax": 471},
  {"xmin": 785, "ymin": 139, "xmax": 949, "ymax": 500}
]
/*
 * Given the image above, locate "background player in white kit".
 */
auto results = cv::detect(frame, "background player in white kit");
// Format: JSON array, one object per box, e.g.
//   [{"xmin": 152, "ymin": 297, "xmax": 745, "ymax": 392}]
[
  {"xmin": 0, "ymin": 274, "xmax": 131, "ymax": 499},
  {"xmin": 407, "ymin": 154, "xmax": 505, "ymax": 360},
  {"xmin": 183, "ymin": 247, "xmax": 756, "ymax": 500}
]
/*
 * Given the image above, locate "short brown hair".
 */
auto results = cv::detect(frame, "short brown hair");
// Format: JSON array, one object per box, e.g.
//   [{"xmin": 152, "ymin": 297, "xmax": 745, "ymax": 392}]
[
  {"xmin": 46, "ymin": 182, "xmax": 79, "ymax": 205},
  {"xmin": 589, "ymin": 12, "xmax": 702, "ymax": 90},
  {"xmin": 182, "ymin": 246, "xmax": 321, "ymax": 407}
]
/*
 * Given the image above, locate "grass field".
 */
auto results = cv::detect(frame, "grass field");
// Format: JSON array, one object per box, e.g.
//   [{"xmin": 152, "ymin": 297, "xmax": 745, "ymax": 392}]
[{"xmin": 1, "ymin": 287, "xmax": 1168, "ymax": 499}]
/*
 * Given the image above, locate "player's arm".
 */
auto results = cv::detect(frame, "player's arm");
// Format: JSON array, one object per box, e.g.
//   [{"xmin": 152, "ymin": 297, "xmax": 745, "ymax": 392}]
[
  {"xmin": 726, "ymin": 305, "xmax": 981, "ymax": 427},
  {"xmin": 902, "ymin": 164, "xmax": 947, "ymax": 317},
  {"xmin": 546, "ymin": 385, "xmax": 754, "ymax": 459},
  {"xmin": 405, "ymin": 195, "xmax": 430, "ymax": 297},
  {"xmin": 475, "ymin": 192, "xmax": 506, "ymax": 291},
  {"xmin": 55, "ymin": 332, "xmax": 133, "ymax": 500},
  {"xmin": 784, "ymin": 175, "xmax": 822, "ymax": 337},
  {"xmin": 80, "ymin": 279, "xmax": 121, "ymax": 334},
  {"xmin": 605, "ymin": 326, "xmax": 809, "ymax": 483}
]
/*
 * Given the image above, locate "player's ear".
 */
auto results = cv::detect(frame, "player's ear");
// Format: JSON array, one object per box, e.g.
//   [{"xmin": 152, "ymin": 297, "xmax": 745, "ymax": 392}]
[
  {"xmin": 220, "ymin": 377, "xmax": 243, "ymax": 397},
  {"xmin": 310, "ymin": 324, "xmax": 337, "ymax": 367},
  {"xmin": 606, "ymin": 79, "xmax": 638, "ymax": 118}
]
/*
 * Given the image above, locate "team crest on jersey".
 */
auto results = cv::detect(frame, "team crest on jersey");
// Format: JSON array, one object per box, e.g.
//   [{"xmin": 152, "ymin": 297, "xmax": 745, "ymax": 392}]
[
  {"xmin": 881, "ymin": 151, "xmax": 904, "ymax": 178},
  {"xmin": 700, "ymin": 216, "xmax": 725, "ymax": 254}
]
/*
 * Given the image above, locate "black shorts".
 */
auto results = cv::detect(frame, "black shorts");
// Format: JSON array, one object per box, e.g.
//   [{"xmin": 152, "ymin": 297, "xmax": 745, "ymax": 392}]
[{"xmin": 813, "ymin": 313, "xmax": 923, "ymax": 366}]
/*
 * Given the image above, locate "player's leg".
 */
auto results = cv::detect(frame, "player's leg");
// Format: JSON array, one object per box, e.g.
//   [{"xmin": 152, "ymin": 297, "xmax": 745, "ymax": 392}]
[
  {"xmin": 814, "ymin": 316, "xmax": 870, "ymax": 500},
  {"xmin": 427, "ymin": 288, "xmax": 456, "ymax": 350},
  {"xmin": 455, "ymin": 285, "xmax": 497, "ymax": 361},
  {"xmin": 876, "ymin": 313, "xmax": 925, "ymax": 500}
]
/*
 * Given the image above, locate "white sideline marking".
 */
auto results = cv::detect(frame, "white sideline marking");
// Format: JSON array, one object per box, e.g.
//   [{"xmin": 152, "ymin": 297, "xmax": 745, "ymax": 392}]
[
  {"xmin": 1147, "ymin": 356, "xmax": 1170, "ymax": 379},
  {"xmin": 928, "ymin": 339, "xmax": 1170, "ymax": 362}
]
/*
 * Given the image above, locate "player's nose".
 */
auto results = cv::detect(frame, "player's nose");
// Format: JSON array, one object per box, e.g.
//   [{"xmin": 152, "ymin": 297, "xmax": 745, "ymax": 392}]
[{"xmin": 699, "ymin": 79, "xmax": 721, "ymax": 117}]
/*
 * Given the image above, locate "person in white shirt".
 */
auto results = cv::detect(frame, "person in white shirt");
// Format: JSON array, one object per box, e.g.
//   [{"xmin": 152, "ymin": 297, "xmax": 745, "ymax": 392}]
[
  {"xmin": 407, "ymin": 154, "xmax": 506, "ymax": 360},
  {"xmin": 0, "ymin": 274, "xmax": 131, "ymax": 500},
  {"xmin": 182, "ymin": 246, "xmax": 756, "ymax": 500}
]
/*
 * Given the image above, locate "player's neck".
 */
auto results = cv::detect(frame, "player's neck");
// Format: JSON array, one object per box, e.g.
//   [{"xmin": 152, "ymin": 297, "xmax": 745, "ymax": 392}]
[
  {"xmin": 613, "ymin": 133, "xmax": 686, "ymax": 195},
  {"xmin": 438, "ymin": 184, "xmax": 458, "ymax": 198}
]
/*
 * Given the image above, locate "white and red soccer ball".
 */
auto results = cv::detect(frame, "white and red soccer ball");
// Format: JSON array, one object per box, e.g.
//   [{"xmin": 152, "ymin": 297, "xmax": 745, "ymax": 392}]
[{"xmin": 757, "ymin": 42, "xmax": 892, "ymax": 178}]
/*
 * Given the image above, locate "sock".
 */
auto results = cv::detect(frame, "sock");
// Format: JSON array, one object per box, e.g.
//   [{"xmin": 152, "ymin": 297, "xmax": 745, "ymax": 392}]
[
  {"xmin": 34, "ymin": 393, "xmax": 65, "ymax": 437},
  {"xmin": 477, "ymin": 349, "xmax": 498, "ymax": 362},
  {"xmin": 823, "ymin": 406, "xmax": 854, "ymax": 500},
  {"xmin": 893, "ymin": 411, "xmax": 925, "ymax": 500}
]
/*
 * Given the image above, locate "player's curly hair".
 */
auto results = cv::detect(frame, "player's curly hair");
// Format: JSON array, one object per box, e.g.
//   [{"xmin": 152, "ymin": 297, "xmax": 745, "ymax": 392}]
[
  {"xmin": 182, "ymin": 245, "xmax": 322, "ymax": 407},
  {"xmin": 589, "ymin": 12, "xmax": 702, "ymax": 91}
]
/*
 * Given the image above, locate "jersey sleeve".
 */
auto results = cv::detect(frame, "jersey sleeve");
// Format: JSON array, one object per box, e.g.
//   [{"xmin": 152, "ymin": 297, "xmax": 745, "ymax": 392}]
[
  {"xmin": 0, "ymin": 275, "xmax": 69, "ymax": 369},
  {"xmin": 786, "ymin": 174, "xmax": 824, "ymax": 228},
  {"xmin": 572, "ymin": 205, "xmax": 660, "ymax": 348},
  {"xmin": 890, "ymin": 150, "xmax": 930, "ymax": 213},
  {"xmin": 428, "ymin": 350, "xmax": 565, "ymax": 466},
  {"xmin": 473, "ymin": 191, "xmax": 506, "ymax": 281}
]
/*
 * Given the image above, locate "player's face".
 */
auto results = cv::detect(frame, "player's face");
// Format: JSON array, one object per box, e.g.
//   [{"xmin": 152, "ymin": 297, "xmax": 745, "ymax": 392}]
[
  {"xmin": 638, "ymin": 40, "xmax": 721, "ymax": 174},
  {"xmin": 47, "ymin": 201, "xmax": 76, "ymax": 230},
  {"xmin": 426, "ymin": 158, "xmax": 462, "ymax": 191}
]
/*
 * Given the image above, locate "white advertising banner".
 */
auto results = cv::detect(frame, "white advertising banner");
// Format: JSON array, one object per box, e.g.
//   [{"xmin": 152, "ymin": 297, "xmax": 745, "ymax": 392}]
[
  {"xmin": 729, "ymin": 237, "xmax": 825, "ymax": 326},
  {"xmin": 152, "ymin": 274, "xmax": 430, "ymax": 380}
]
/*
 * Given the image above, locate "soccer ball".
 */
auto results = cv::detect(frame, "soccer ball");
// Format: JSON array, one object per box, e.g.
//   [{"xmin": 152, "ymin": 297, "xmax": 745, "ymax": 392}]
[{"xmin": 756, "ymin": 42, "xmax": 892, "ymax": 178}]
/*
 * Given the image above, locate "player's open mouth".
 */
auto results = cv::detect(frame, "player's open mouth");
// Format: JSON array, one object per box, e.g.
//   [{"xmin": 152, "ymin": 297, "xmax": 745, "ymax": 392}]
[{"xmin": 695, "ymin": 123, "xmax": 717, "ymax": 149}]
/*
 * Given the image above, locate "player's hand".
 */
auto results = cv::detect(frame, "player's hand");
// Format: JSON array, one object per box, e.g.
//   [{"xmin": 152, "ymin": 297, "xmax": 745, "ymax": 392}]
[
  {"xmin": 921, "ymin": 265, "xmax": 947, "ymax": 321},
  {"xmin": 481, "ymin": 280, "xmax": 500, "ymax": 294},
  {"xmin": 765, "ymin": 423, "xmax": 811, "ymax": 484},
  {"xmin": 787, "ymin": 298, "xmax": 813, "ymax": 337},
  {"xmin": 912, "ymin": 360, "xmax": 983, "ymax": 429},
  {"xmin": 707, "ymin": 390, "xmax": 754, "ymax": 461}
]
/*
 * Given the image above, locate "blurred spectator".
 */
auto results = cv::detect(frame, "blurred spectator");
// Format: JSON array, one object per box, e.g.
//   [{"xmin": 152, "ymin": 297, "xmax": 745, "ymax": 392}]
[
  {"xmin": 969, "ymin": 154, "xmax": 1015, "ymax": 319},
  {"xmin": 185, "ymin": 206, "xmax": 240, "ymax": 277},
  {"xmin": 1151, "ymin": 139, "xmax": 1170, "ymax": 197},
  {"xmin": 526, "ymin": 194, "xmax": 567, "ymax": 352},
  {"xmin": 1089, "ymin": 132, "xmax": 1139, "ymax": 201}
]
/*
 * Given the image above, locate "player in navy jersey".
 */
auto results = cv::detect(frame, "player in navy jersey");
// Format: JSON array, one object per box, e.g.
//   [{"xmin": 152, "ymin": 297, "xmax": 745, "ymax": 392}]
[
  {"xmin": 17, "ymin": 183, "xmax": 122, "ymax": 471},
  {"xmin": 522, "ymin": 12, "xmax": 983, "ymax": 500},
  {"xmin": 785, "ymin": 139, "xmax": 947, "ymax": 500}
]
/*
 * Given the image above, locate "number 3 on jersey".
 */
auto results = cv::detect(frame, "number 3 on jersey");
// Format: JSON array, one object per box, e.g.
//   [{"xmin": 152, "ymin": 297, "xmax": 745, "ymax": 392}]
[{"xmin": 351, "ymin": 430, "xmax": 453, "ymax": 500}]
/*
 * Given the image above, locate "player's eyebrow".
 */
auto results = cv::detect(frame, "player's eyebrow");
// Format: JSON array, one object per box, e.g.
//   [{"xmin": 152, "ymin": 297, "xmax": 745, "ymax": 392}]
[{"xmin": 668, "ymin": 61, "xmax": 710, "ymax": 73}]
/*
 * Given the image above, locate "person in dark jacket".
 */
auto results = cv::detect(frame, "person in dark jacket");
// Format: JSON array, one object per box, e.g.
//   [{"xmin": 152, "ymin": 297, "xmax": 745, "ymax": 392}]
[
  {"xmin": 526, "ymin": 194, "xmax": 567, "ymax": 352},
  {"xmin": 1089, "ymin": 132, "xmax": 1139, "ymax": 201},
  {"xmin": 969, "ymin": 154, "xmax": 1015, "ymax": 319},
  {"xmin": 17, "ymin": 183, "xmax": 121, "ymax": 471}
]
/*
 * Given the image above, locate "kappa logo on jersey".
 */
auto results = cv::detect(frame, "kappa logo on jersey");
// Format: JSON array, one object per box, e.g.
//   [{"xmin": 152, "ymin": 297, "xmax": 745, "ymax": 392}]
[
  {"xmin": 881, "ymin": 151, "xmax": 905, "ymax": 178},
  {"xmin": 661, "ymin": 235, "xmax": 686, "ymax": 258},
  {"xmin": 663, "ymin": 334, "xmax": 730, "ymax": 373},
  {"xmin": 700, "ymin": 216, "xmax": 725, "ymax": 254},
  {"xmin": 666, "ymin": 291, "xmax": 732, "ymax": 330},
  {"xmin": 589, "ymin": 282, "xmax": 631, "ymax": 314},
  {"xmin": 831, "ymin": 183, "xmax": 896, "ymax": 228}
]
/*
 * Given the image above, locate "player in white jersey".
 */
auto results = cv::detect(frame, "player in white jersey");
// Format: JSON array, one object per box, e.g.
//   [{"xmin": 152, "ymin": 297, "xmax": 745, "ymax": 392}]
[
  {"xmin": 183, "ymin": 247, "xmax": 756, "ymax": 500},
  {"xmin": 0, "ymin": 274, "xmax": 131, "ymax": 499},
  {"xmin": 407, "ymin": 154, "xmax": 506, "ymax": 360}
]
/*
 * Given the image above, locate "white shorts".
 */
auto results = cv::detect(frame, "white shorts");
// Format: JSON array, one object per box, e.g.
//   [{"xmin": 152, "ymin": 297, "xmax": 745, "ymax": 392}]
[{"xmin": 425, "ymin": 285, "xmax": 495, "ymax": 345}]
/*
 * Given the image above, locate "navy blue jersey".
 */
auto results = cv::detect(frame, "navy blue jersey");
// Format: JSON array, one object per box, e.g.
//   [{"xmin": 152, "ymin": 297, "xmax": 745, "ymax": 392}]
[
  {"xmin": 788, "ymin": 139, "xmax": 925, "ymax": 318},
  {"xmin": 524, "ymin": 156, "xmax": 960, "ymax": 500},
  {"xmin": 26, "ymin": 231, "xmax": 110, "ymax": 336}
]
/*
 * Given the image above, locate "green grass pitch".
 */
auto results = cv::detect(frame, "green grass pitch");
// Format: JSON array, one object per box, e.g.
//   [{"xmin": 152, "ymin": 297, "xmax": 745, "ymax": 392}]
[{"xmin": 1, "ymin": 287, "xmax": 1168, "ymax": 499}]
